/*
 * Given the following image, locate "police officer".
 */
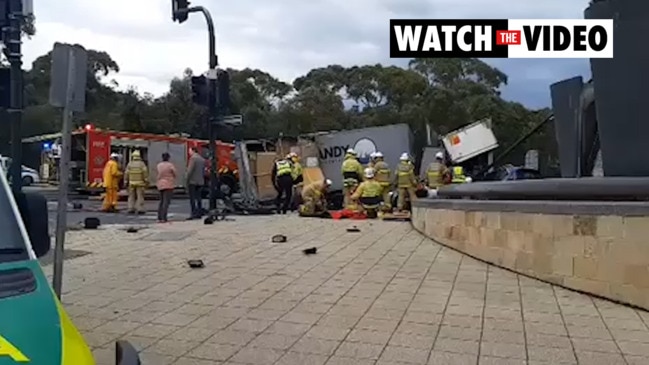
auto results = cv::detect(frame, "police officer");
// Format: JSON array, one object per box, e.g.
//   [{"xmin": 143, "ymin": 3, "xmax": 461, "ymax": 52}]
[
  {"xmin": 425, "ymin": 151, "xmax": 451, "ymax": 188},
  {"xmin": 272, "ymin": 154, "xmax": 294, "ymax": 214},
  {"xmin": 341, "ymin": 148, "xmax": 364, "ymax": 209},
  {"xmin": 394, "ymin": 153, "xmax": 417, "ymax": 212},
  {"xmin": 372, "ymin": 152, "xmax": 392, "ymax": 211},
  {"xmin": 351, "ymin": 168, "xmax": 383, "ymax": 216},
  {"xmin": 124, "ymin": 150, "xmax": 149, "ymax": 214}
]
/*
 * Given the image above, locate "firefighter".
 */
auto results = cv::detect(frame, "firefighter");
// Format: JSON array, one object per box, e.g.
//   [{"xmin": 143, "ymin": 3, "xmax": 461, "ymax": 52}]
[
  {"xmin": 451, "ymin": 165, "xmax": 468, "ymax": 183},
  {"xmin": 351, "ymin": 168, "xmax": 383, "ymax": 216},
  {"xmin": 299, "ymin": 179, "xmax": 332, "ymax": 216},
  {"xmin": 290, "ymin": 152, "xmax": 303, "ymax": 185},
  {"xmin": 372, "ymin": 152, "xmax": 392, "ymax": 211},
  {"xmin": 272, "ymin": 154, "xmax": 294, "ymax": 214},
  {"xmin": 290, "ymin": 152, "xmax": 304, "ymax": 211},
  {"xmin": 368, "ymin": 152, "xmax": 377, "ymax": 169},
  {"xmin": 341, "ymin": 148, "xmax": 364, "ymax": 209},
  {"xmin": 425, "ymin": 151, "xmax": 452, "ymax": 188},
  {"xmin": 124, "ymin": 150, "xmax": 149, "ymax": 214},
  {"xmin": 101, "ymin": 153, "xmax": 122, "ymax": 212},
  {"xmin": 394, "ymin": 153, "xmax": 417, "ymax": 212}
]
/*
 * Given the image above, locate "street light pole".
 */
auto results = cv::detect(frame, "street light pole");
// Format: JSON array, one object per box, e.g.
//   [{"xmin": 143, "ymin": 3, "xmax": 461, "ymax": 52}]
[{"xmin": 184, "ymin": 6, "xmax": 218, "ymax": 210}]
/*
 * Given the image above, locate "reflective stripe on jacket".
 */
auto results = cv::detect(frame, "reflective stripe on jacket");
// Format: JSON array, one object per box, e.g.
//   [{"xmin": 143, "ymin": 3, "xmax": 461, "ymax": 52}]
[
  {"xmin": 452, "ymin": 166, "xmax": 466, "ymax": 183},
  {"xmin": 125, "ymin": 159, "xmax": 148, "ymax": 187},
  {"xmin": 395, "ymin": 162, "xmax": 416, "ymax": 188},
  {"xmin": 373, "ymin": 161, "xmax": 391, "ymax": 186},
  {"xmin": 351, "ymin": 180, "xmax": 382, "ymax": 199},
  {"xmin": 276, "ymin": 160, "xmax": 292, "ymax": 176}
]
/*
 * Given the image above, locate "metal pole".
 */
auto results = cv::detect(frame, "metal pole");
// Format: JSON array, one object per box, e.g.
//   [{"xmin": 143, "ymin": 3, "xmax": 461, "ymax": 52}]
[
  {"xmin": 52, "ymin": 47, "xmax": 76, "ymax": 299},
  {"xmin": 7, "ymin": 0, "xmax": 23, "ymax": 194},
  {"xmin": 187, "ymin": 6, "xmax": 218, "ymax": 210}
]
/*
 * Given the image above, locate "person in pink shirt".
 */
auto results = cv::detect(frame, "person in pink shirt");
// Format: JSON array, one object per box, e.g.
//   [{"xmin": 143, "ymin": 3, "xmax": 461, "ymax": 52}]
[{"xmin": 156, "ymin": 152, "xmax": 176, "ymax": 222}]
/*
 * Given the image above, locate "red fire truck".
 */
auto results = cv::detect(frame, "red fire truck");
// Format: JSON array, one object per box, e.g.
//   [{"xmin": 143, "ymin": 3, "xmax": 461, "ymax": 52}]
[{"xmin": 22, "ymin": 124, "xmax": 238, "ymax": 194}]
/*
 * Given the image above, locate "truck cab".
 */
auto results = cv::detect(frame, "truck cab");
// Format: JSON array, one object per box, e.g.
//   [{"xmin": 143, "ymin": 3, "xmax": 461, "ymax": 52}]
[{"xmin": 0, "ymin": 166, "xmax": 140, "ymax": 364}]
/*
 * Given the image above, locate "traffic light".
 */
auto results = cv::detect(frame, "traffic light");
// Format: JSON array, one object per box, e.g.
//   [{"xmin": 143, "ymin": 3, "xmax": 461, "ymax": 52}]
[
  {"xmin": 171, "ymin": 0, "xmax": 190, "ymax": 23},
  {"xmin": 190, "ymin": 75, "xmax": 207, "ymax": 105},
  {"xmin": 216, "ymin": 70, "xmax": 230, "ymax": 111}
]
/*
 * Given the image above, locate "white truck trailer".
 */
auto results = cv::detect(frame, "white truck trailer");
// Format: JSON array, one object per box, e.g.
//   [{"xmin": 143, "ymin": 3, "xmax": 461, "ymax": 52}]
[{"xmin": 314, "ymin": 123, "xmax": 413, "ymax": 191}]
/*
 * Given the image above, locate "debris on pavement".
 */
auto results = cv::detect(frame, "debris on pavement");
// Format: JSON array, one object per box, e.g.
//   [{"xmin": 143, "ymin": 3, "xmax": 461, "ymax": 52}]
[
  {"xmin": 303, "ymin": 247, "xmax": 317, "ymax": 255},
  {"xmin": 72, "ymin": 202, "xmax": 83, "ymax": 210},
  {"xmin": 271, "ymin": 234, "xmax": 287, "ymax": 243},
  {"xmin": 84, "ymin": 217, "xmax": 100, "ymax": 229},
  {"xmin": 346, "ymin": 226, "xmax": 361, "ymax": 232},
  {"xmin": 187, "ymin": 259, "xmax": 204, "ymax": 268},
  {"xmin": 203, "ymin": 216, "xmax": 214, "ymax": 224},
  {"xmin": 125, "ymin": 227, "xmax": 139, "ymax": 233}
]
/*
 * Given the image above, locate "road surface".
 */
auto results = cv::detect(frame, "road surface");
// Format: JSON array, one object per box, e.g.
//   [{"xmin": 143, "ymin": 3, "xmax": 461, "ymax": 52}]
[{"xmin": 47, "ymin": 198, "xmax": 194, "ymax": 228}]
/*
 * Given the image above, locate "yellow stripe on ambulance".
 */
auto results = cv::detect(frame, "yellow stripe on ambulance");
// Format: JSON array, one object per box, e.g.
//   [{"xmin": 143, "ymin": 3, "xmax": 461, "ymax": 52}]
[{"xmin": 0, "ymin": 335, "xmax": 29, "ymax": 362}]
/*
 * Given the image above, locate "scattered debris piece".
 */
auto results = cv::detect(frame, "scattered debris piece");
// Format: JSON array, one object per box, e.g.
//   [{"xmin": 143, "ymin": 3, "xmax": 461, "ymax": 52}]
[
  {"xmin": 346, "ymin": 226, "xmax": 361, "ymax": 232},
  {"xmin": 303, "ymin": 247, "xmax": 317, "ymax": 255},
  {"xmin": 204, "ymin": 216, "xmax": 214, "ymax": 224},
  {"xmin": 126, "ymin": 227, "xmax": 139, "ymax": 233},
  {"xmin": 72, "ymin": 202, "xmax": 83, "ymax": 210},
  {"xmin": 83, "ymin": 217, "xmax": 100, "ymax": 229},
  {"xmin": 187, "ymin": 259, "xmax": 204, "ymax": 268},
  {"xmin": 271, "ymin": 234, "xmax": 287, "ymax": 243}
]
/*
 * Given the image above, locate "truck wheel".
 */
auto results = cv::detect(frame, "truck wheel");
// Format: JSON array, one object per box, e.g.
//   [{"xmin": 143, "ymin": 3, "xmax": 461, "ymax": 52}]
[{"xmin": 22, "ymin": 176, "xmax": 33, "ymax": 186}]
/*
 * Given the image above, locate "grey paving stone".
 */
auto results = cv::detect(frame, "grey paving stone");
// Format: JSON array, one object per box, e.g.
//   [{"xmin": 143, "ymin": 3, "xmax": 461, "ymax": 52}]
[{"xmin": 48, "ymin": 216, "xmax": 648, "ymax": 365}]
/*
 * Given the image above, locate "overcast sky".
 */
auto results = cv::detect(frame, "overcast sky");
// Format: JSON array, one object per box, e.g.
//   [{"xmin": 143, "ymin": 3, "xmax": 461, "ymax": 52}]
[{"xmin": 26, "ymin": 0, "xmax": 593, "ymax": 109}]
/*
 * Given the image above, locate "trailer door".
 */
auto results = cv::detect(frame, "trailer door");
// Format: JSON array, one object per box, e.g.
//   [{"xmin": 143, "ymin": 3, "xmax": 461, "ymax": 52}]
[
  {"xmin": 168, "ymin": 142, "xmax": 187, "ymax": 187},
  {"xmin": 148, "ymin": 141, "xmax": 167, "ymax": 186}
]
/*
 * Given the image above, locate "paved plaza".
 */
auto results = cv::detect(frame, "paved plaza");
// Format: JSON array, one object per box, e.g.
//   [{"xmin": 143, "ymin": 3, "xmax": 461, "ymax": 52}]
[{"xmin": 44, "ymin": 216, "xmax": 649, "ymax": 364}]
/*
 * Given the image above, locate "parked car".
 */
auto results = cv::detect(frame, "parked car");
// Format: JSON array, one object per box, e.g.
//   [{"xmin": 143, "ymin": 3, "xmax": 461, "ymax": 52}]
[
  {"xmin": 482, "ymin": 165, "xmax": 542, "ymax": 181},
  {"xmin": 0, "ymin": 155, "xmax": 40, "ymax": 186},
  {"xmin": 21, "ymin": 166, "xmax": 40, "ymax": 186}
]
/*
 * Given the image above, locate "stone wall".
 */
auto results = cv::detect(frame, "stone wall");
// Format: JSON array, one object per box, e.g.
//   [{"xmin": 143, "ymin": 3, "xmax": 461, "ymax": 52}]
[{"xmin": 412, "ymin": 200, "xmax": 649, "ymax": 310}]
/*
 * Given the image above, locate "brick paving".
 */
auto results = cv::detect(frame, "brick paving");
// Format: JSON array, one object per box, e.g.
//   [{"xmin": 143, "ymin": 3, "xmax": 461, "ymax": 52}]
[{"xmin": 44, "ymin": 216, "xmax": 649, "ymax": 364}]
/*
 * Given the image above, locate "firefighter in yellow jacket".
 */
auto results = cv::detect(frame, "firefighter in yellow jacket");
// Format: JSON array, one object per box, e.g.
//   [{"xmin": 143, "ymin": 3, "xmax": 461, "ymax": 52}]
[
  {"xmin": 290, "ymin": 152, "xmax": 303, "ymax": 211},
  {"xmin": 425, "ymin": 151, "xmax": 451, "ymax": 188},
  {"xmin": 102, "ymin": 153, "xmax": 123, "ymax": 212},
  {"xmin": 341, "ymin": 148, "xmax": 364, "ymax": 208},
  {"xmin": 299, "ymin": 179, "xmax": 332, "ymax": 216},
  {"xmin": 367, "ymin": 152, "xmax": 377, "ymax": 169},
  {"xmin": 394, "ymin": 152, "xmax": 417, "ymax": 212},
  {"xmin": 351, "ymin": 168, "xmax": 383, "ymax": 215},
  {"xmin": 125, "ymin": 150, "xmax": 149, "ymax": 214},
  {"xmin": 372, "ymin": 152, "xmax": 392, "ymax": 210}
]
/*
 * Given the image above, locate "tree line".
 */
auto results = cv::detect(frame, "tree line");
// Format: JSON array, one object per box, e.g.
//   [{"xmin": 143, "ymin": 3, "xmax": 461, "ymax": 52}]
[{"xmin": 4, "ymin": 47, "xmax": 557, "ymax": 168}]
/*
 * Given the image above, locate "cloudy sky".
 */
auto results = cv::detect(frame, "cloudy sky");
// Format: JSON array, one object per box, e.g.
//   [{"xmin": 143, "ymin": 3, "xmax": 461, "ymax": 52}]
[{"xmin": 27, "ymin": 0, "xmax": 593, "ymax": 109}]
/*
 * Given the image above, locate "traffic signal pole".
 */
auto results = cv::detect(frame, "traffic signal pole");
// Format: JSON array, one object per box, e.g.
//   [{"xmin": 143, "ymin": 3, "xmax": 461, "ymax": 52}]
[
  {"xmin": 174, "ymin": 4, "xmax": 219, "ymax": 210},
  {"xmin": 5, "ymin": 0, "xmax": 23, "ymax": 194}
]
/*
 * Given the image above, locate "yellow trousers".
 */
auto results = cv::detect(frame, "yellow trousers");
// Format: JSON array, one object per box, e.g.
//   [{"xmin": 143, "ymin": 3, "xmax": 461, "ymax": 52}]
[
  {"xmin": 397, "ymin": 187, "xmax": 416, "ymax": 211},
  {"xmin": 381, "ymin": 185, "xmax": 391, "ymax": 209},
  {"xmin": 102, "ymin": 188, "xmax": 119, "ymax": 211},
  {"xmin": 127, "ymin": 186, "xmax": 145, "ymax": 212}
]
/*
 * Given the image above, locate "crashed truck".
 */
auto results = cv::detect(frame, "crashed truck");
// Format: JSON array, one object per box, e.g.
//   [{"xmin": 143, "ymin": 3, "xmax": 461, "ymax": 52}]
[{"xmin": 230, "ymin": 124, "xmax": 414, "ymax": 211}]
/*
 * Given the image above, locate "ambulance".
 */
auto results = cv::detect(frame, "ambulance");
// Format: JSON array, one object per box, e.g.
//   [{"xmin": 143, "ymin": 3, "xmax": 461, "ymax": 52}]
[{"xmin": 0, "ymin": 165, "xmax": 140, "ymax": 364}]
